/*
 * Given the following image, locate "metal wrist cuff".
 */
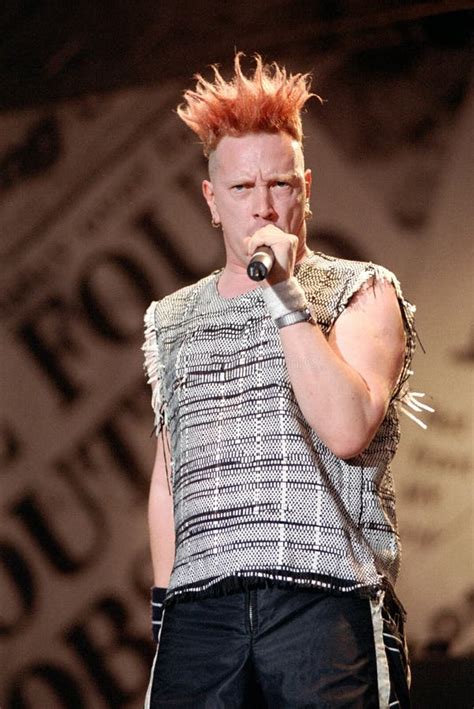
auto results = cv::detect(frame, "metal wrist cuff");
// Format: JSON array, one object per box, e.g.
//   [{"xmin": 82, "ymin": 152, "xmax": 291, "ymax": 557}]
[{"xmin": 274, "ymin": 307, "xmax": 314, "ymax": 329}]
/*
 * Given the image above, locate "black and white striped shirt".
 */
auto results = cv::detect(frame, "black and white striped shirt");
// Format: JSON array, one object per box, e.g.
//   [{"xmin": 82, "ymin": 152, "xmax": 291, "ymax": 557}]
[{"xmin": 143, "ymin": 253, "xmax": 416, "ymax": 604}]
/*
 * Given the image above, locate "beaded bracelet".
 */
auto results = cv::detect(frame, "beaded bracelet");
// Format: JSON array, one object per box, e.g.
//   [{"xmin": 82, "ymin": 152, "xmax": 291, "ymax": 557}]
[{"xmin": 151, "ymin": 586, "xmax": 167, "ymax": 643}]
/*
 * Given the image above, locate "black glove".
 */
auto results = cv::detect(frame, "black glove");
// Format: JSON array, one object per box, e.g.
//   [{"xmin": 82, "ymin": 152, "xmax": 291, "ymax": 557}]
[{"xmin": 151, "ymin": 586, "xmax": 167, "ymax": 643}]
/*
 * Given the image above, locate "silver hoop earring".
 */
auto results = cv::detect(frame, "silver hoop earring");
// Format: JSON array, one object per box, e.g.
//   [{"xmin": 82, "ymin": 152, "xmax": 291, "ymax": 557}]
[
  {"xmin": 304, "ymin": 201, "xmax": 313, "ymax": 220},
  {"xmin": 211, "ymin": 218, "xmax": 221, "ymax": 229}
]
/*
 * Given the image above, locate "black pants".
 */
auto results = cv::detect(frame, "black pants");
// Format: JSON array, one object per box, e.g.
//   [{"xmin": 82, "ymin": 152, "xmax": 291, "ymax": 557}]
[{"xmin": 145, "ymin": 586, "xmax": 410, "ymax": 708}]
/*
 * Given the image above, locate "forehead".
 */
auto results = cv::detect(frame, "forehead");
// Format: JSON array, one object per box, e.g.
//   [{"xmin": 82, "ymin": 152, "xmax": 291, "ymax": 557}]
[{"xmin": 211, "ymin": 132, "xmax": 304, "ymax": 177}]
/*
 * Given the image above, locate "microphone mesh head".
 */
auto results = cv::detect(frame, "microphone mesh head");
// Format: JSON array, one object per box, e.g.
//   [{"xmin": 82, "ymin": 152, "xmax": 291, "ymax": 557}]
[{"xmin": 247, "ymin": 261, "xmax": 268, "ymax": 281}]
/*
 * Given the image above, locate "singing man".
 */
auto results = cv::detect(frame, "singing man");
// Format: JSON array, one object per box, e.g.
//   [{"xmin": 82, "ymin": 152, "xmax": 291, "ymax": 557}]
[{"xmin": 143, "ymin": 54, "xmax": 425, "ymax": 708}]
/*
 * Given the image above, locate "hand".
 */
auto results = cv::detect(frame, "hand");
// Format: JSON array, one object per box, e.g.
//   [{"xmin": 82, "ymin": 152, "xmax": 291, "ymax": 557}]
[{"xmin": 247, "ymin": 225, "xmax": 300, "ymax": 286}]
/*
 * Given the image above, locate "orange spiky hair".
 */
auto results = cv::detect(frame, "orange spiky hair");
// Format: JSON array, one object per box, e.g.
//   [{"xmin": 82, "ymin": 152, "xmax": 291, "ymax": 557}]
[{"xmin": 177, "ymin": 53, "xmax": 318, "ymax": 157}]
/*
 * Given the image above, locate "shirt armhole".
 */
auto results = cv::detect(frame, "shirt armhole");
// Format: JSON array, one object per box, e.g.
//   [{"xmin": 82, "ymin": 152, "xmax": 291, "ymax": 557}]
[{"xmin": 142, "ymin": 302, "xmax": 167, "ymax": 436}]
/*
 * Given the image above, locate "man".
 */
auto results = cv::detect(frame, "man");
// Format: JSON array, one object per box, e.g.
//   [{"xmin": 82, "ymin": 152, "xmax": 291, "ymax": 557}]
[{"xmin": 143, "ymin": 54, "xmax": 422, "ymax": 708}]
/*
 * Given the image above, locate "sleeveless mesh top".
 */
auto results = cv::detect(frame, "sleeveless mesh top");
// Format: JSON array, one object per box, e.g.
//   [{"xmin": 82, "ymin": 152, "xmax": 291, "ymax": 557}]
[{"xmin": 143, "ymin": 253, "xmax": 416, "ymax": 604}]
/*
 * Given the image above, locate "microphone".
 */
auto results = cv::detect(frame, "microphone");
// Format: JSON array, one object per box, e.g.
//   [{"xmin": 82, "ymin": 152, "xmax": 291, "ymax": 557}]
[{"xmin": 247, "ymin": 246, "xmax": 274, "ymax": 281}]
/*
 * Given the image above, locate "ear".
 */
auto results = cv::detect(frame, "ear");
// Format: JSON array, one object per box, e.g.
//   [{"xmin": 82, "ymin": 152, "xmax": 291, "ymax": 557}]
[
  {"xmin": 304, "ymin": 169, "xmax": 312, "ymax": 200},
  {"xmin": 202, "ymin": 180, "xmax": 220, "ymax": 225}
]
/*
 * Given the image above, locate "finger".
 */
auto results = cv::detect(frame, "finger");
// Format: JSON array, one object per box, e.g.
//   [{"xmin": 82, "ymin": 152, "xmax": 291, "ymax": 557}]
[{"xmin": 248, "ymin": 226, "xmax": 293, "ymax": 253}]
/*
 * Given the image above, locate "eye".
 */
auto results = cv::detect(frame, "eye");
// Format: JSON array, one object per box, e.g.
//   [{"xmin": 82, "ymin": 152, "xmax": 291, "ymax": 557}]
[
  {"xmin": 231, "ymin": 184, "xmax": 248, "ymax": 192},
  {"xmin": 274, "ymin": 181, "xmax": 290, "ymax": 188}
]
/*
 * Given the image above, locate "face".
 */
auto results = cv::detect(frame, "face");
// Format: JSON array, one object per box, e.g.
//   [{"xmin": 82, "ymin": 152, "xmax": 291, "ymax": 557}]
[{"xmin": 202, "ymin": 131, "xmax": 311, "ymax": 270}]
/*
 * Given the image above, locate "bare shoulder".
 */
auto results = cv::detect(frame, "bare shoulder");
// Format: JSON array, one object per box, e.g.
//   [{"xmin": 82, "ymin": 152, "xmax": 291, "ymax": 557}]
[
  {"xmin": 337, "ymin": 276, "xmax": 404, "ymax": 332},
  {"xmin": 329, "ymin": 276, "xmax": 406, "ymax": 395},
  {"xmin": 347, "ymin": 274, "xmax": 397, "ymax": 304}
]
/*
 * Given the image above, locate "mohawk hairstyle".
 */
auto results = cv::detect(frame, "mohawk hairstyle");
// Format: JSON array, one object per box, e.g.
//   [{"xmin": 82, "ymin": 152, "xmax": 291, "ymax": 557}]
[{"xmin": 177, "ymin": 53, "xmax": 318, "ymax": 157}]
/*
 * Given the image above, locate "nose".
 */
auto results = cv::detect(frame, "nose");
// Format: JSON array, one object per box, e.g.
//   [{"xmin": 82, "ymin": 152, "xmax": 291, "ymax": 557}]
[{"xmin": 252, "ymin": 186, "xmax": 275, "ymax": 221}]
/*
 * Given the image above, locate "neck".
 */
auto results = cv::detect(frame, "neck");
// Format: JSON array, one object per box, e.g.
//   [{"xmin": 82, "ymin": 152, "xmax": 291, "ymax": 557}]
[{"xmin": 217, "ymin": 263, "xmax": 260, "ymax": 298}]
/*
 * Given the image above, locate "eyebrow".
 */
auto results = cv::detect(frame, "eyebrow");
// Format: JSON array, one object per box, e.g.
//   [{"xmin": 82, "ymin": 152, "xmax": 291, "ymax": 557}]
[
  {"xmin": 267, "ymin": 172, "xmax": 299, "ymax": 182},
  {"xmin": 226, "ymin": 172, "xmax": 299, "ymax": 184}
]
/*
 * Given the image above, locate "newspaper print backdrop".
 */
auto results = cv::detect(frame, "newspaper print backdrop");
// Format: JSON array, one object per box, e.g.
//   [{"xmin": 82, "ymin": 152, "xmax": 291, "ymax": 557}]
[
  {"xmin": 0, "ymin": 86, "xmax": 225, "ymax": 708},
  {"xmin": 1, "ymin": 82, "xmax": 473, "ymax": 706},
  {"xmin": 394, "ymin": 90, "xmax": 474, "ymax": 659}
]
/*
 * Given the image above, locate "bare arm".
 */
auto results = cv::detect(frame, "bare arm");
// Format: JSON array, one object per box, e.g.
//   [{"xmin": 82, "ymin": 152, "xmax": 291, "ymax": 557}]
[
  {"xmin": 279, "ymin": 278, "xmax": 405, "ymax": 458},
  {"xmin": 148, "ymin": 428, "xmax": 175, "ymax": 587},
  {"xmin": 247, "ymin": 226, "xmax": 405, "ymax": 459}
]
